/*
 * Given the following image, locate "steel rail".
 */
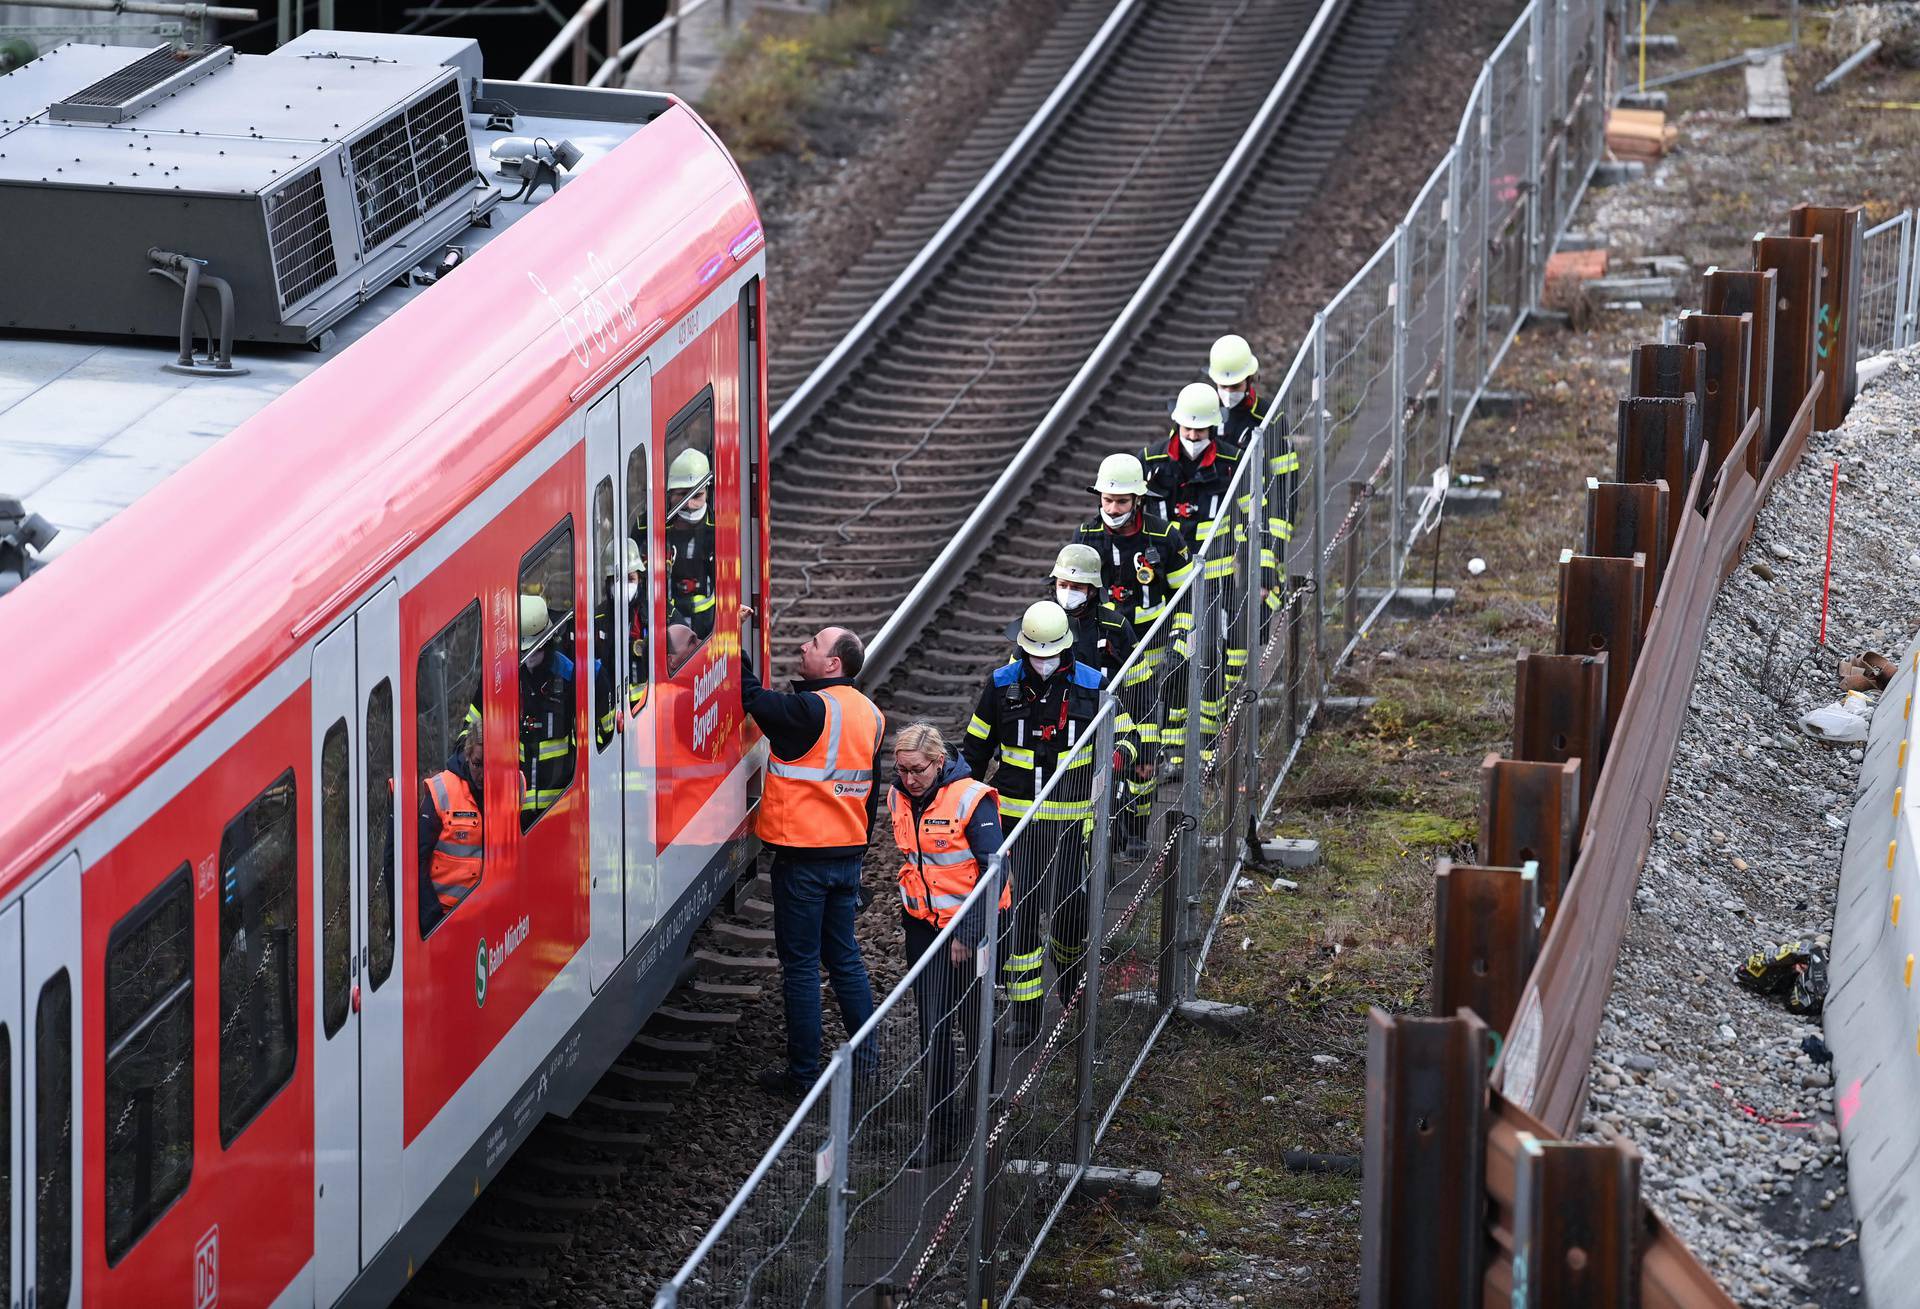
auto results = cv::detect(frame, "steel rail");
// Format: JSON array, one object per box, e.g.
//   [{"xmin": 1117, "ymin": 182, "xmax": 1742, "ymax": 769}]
[
  {"xmin": 858, "ymin": 0, "xmax": 1355, "ymax": 688},
  {"xmin": 764, "ymin": 0, "xmax": 1146, "ymax": 454}
]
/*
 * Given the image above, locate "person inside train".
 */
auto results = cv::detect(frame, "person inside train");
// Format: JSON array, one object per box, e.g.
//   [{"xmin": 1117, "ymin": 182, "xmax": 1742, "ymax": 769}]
[
  {"xmin": 595, "ymin": 537, "xmax": 647, "ymax": 741},
  {"xmin": 419, "ymin": 714, "xmax": 485, "ymax": 936},
  {"xmin": 665, "ymin": 448, "xmax": 717, "ymax": 641},
  {"xmin": 888, "ymin": 721, "xmax": 1006, "ymax": 1167},
  {"xmin": 666, "ymin": 622, "xmax": 699, "ymax": 670},
  {"xmin": 518, "ymin": 593, "xmax": 575, "ymax": 825}
]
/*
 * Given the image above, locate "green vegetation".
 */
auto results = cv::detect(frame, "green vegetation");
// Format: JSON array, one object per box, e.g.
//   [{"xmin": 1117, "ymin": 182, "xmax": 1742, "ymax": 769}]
[{"xmin": 700, "ymin": 0, "xmax": 914, "ymax": 158}]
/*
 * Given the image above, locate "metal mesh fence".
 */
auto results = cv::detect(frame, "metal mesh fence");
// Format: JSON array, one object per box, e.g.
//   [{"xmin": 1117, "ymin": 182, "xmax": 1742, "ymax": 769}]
[
  {"xmin": 1859, "ymin": 213, "xmax": 1914, "ymax": 359},
  {"xmin": 657, "ymin": 1, "xmax": 1613, "ymax": 1303}
]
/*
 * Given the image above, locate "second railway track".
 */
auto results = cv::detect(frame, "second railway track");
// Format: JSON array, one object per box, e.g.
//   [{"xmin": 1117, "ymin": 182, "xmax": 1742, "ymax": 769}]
[{"xmin": 766, "ymin": 0, "xmax": 1416, "ymax": 728}]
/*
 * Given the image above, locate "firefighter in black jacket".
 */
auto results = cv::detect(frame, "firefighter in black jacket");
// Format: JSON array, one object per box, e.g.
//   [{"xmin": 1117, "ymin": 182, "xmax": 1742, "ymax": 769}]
[
  {"xmin": 1208, "ymin": 333, "xmax": 1299, "ymax": 649},
  {"xmin": 965, "ymin": 601, "xmax": 1137, "ymax": 1044},
  {"xmin": 665, "ymin": 448, "xmax": 717, "ymax": 641}
]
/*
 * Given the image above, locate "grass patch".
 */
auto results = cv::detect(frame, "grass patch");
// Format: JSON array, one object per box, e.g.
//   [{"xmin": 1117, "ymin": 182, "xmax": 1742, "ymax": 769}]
[{"xmin": 699, "ymin": 0, "xmax": 913, "ymax": 158}]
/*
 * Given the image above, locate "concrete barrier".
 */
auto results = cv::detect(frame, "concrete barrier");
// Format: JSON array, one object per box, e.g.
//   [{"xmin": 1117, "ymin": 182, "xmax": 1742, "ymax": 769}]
[{"xmin": 1827, "ymin": 632, "xmax": 1920, "ymax": 1309}]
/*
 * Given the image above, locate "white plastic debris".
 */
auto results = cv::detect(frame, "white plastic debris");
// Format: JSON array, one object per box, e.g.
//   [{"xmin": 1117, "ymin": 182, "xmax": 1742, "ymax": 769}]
[
  {"xmin": 1467, "ymin": 557, "xmax": 1487, "ymax": 576},
  {"xmin": 1269, "ymin": 876, "xmax": 1299, "ymax": 892},
  {"xmin": 1798, "ymin": 692, "xmax": 1872, "ymax": 743}
]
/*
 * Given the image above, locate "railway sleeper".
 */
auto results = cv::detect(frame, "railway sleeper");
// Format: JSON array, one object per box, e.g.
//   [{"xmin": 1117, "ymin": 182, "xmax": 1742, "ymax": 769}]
[
  {"xmin": 647, "ymin": 1004, "xmax": 741, "ymax": 1031},
  {"xmin": 691, "ymin": 947, "xmax": 778, "ymax": 977},
  {"xmin": 628, "ymin": 1031, "xmax": 717, "ymax": 1058},
  {"xmin": 488, "ymin": 1186, "xmax": 603, "ymax": 1215},
  {"xmin": 585, "ymin": 1091, "xmax": 674, "ymax": 1118},
  {"xmin": 467, "ymin": 1223, "xmax": 577, "ymax": 1251}
]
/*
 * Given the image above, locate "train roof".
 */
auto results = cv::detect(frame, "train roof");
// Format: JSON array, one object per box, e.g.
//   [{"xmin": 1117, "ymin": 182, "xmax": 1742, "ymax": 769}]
[{"xmin": 0, "ymin": 34, "xmax": 762, "ymax": 888}]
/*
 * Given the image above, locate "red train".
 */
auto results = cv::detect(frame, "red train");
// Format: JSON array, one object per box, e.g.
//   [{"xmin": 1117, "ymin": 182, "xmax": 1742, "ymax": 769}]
[{"xmin": 0, "ymin": 31, "xmax": 768, "ymax": 1307}]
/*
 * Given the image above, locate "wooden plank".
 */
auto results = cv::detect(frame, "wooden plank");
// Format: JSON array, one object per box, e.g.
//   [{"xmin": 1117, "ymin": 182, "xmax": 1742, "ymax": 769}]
[{"xmin": 1745, "ymin": 51, "xmax": 1792, "ymax": 121}]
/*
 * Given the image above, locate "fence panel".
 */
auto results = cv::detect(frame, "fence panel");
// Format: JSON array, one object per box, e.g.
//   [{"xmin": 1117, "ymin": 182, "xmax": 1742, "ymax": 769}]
[
  {"xmin": 1859, "ymin": 213, "xmax": 1912, "ymax": 358},
  {"xmin": 1450, "ymin": 73, "xmax": 1491, "ymax": 447},
  {"xmin": 1484, "ymin": 16, "xmax": 1537, "ymax": 379}
]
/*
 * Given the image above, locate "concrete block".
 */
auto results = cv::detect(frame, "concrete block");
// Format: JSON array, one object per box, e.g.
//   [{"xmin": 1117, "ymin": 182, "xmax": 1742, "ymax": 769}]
[
  {"xmin": 1592, "ymin": 160, "xmax": 1646, "ymax": 188},
  {"xmin": 1322, "ymin": 695, "xmax": 1377, "ymax": 721},
  {"xmin": 1006, "ymin": 1159, "xmax": 1163, "ymax": 1207},
  {"xmin": 1584, "ymin": 275, "xmax": 1679, "ymax": 305},
  {"xmin": 1261, "ymin": 837, "xmax": 1322, "ymax": 868},
  {"xmin": 1175, "ymin": 998, "xmax": 1253, "ymax": 1034},
  {"xmin": 1410, "ymin": 486, "xmax": 1503, "ymax": 516},
  {"xmin": 1356, "ymin": 586, "xmax": 1456, "ymax": 617}
]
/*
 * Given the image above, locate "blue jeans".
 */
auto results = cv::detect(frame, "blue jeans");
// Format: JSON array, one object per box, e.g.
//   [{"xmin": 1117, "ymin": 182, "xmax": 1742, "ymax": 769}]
[{"xmin": 769, "ymin": 852, "xmax": 876, "ymax": 1081}]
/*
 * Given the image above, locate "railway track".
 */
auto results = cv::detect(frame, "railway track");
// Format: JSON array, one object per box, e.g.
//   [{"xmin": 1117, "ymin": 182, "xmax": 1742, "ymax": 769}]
[{"xmin": 765, "ymin": 0, "xmax": 1415, "ymax": 729}]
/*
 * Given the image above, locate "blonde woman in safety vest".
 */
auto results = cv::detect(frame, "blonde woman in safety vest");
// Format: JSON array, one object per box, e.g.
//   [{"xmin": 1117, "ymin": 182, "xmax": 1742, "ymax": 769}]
[
  {"xmin": 743, "ymin": 624, "xmax": 886, "ymax": 1100},
  {"xmin": 890, "ymin": 721, "xmax": 1006, "ymax": 1166}
]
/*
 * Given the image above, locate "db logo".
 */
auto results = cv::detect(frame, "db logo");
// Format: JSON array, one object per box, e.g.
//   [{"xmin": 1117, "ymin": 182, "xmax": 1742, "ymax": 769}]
[{"xmin": 194, "ymin": 1225, "xmax": 219, "ymax": 1309}]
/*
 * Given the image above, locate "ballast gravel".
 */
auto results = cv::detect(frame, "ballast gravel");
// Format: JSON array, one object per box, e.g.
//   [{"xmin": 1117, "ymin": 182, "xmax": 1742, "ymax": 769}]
[{"xmin": 1582, "ymin": 346, "xmax": 1920, "ymax": 1307}]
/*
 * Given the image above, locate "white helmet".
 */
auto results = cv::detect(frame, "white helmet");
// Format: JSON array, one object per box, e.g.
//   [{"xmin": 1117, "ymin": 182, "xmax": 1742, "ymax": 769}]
[
  {"xmin": 1017, "ymin": 600, "xmax": 1073, "ymax": 657},
  {"xmin": 518, "ymin": 593, "xmax": 550, "ymax": 652},
  {"xmin": 1090, "ymin": 452, "xmax": 1149, "ymax": 497},
  {"xmin": 1171, "ymin": 382, "xmax": 1224, "ymax": 432},
  {"xmin": 668, "ymin": 447, "xmax": 712, "ymax": 492},
  {"xmin": 1051, "ymin": 542, "xmax": 1103, "ymax": 587},
  {"xmin": 624, "ymin": 537, "xmax": 644, "ymax": 576},
  {"xmin": 1208, "ymin": 333, "xmax": 1259, "ymax": 386}
]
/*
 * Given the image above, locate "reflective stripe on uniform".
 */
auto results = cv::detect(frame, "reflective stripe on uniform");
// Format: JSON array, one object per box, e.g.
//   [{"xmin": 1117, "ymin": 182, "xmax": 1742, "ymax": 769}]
[{"xmin": 765, "ymin": 692, "xmax": 875, "ymax": 784}]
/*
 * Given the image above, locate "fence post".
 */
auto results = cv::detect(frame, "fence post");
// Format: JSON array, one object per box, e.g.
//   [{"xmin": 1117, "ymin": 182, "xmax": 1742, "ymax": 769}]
[
  {"xmin": 1478, "ymin": 75, "xmax": 1494, "ymax": 402},
  {"xmin": 1390, "ymin": 226, "xmax": 1409, "ymax": 585},
  {"xmin": 1902, "ymin": 211, "xmax": 1917, "ymax": 350},
  {"xmin": 1441, "ymin": 153, "xmax": 1461, "ymax": 452},
  {"xmin": 824, "ymin": 1048, "xmax": 853, "ymax": 1308},
  {"xmin": 1076, "ymin": 698, "xmax": 1118, "ymax": 1168},
  {"xmin": 1310, "ymin": 316, "xmax": 1330, "ymax": 687},
  {"xmin": 1242, "ymin": 421, "xmax": 1267, "ymax": 789},
  {"xmin": 1527, "ymin": 2, "xmax": 1546, "ymax": 313},
  {"xmin": 1177, "ymin": 566, "xmax": 1210, "ymax": 1002},
  {"xmin": 669, "ymin": 0, "xmax": 683, "ymax": 78},
  {"xmin": 606, "ymin": 0, "xmax": 622, "ymax": 87},
  {"xmin": 966, "ymin": 854, "xmax": 1005, "ymax": 1306}
]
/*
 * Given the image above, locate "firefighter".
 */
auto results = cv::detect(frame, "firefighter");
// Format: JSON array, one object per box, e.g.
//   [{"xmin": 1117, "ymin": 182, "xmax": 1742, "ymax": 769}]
[
  {"xmin": 594, "ymin": 537, "xmax": 647, "ymax": 743},
  {"xmin": 1074, "ymin": 454, "xmax": 1191, "ymax": 843},
  {"xmin": 964, "ymin": 601, "xmax": 1137, "ymax": 1045},
  {"xmin": 665, "ymin": 448, "xmax": 717, "ymax": 640},
  {"xmin": 517, "ymin": 593, "xmax": 575, "ymax": 824},
  {"xmin": 1002, "ymin": 543, "xmax": 1141, "ymax": 685},
  {"xmin": 1209, "ymin": 333, "xmax": 1299, "ymax": 648},
  {"xmin": 418, "ymin": 714, "xmax": 485, "ymax": 936},
  {"xmin": 1144, "ymin": 383, "xmax": 1251, "ymax": 759}
]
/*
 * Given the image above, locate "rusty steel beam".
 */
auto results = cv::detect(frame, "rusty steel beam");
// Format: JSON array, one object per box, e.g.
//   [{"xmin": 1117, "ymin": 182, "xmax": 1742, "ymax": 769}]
[
  {"xmin": 1509, "ymin": 1135, "xmax": 1643, "ymax": 1307},
  {"xmin": 1585, "ymin": 477, "xmax": 1669, "ymax": 637},
  {"xmin": 1789, "ymin": 203, "xmax": 1864, "ymax": 428},
  {"xmin": 1362, "ymin": 1009, "xmax": 1491, "ymax": 1309},
  {"xmin": 1513, "ymin": 651, "xmax": 1608, "ymax": 830},
  {"xmin": 1616, "ymin": 395, "xmax": 1698, "ymax": 538},
  {"xmin": 1484, "ymin": 1102, "xmax": 1737, "ymax": 1309},
  {"xmin": 1628, "ymin": 341, "xmax": 1706, "ymax": 411},
  {"xmin": 1556, "ymin": 551, "xmax": 1645, "ymax": 739},
  {"xmin": 1701, "ymin": 267, "xmax": 1777, "ymax": 459},
  {"xmin": 1677, "ymin": 311, "xmax": 1754, "ymax": 480},
  {"xmin": 1435, "ymin": 861, "xmax": 1542, "ymax": 1040},
  {"xmin": 1479, "ymin": 756, "xmax": 1581, "ymax": 923},
  {"xmin": 1752, "ymin": 232, "xmax": 1825, "ymax": 456}
]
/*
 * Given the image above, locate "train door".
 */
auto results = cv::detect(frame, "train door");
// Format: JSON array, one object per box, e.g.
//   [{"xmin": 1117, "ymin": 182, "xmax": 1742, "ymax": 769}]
[
  {"xmin": 739, "ymin": 279, "xmax": 763, "ymax": 678},
  {"xmin": 21, "ymin": 855, "xmax": 81, "ymax": 1309},
  {"xmin": 585, "ymin": 391, "xmax": 627, "ymax": 990},
  {"xmin": 311, "ymin": 582, "xmax": 405, "ymax": 1305},
  {"xmin": 619, "ymin": 365, "xmax": 660, "ymax": 945}
]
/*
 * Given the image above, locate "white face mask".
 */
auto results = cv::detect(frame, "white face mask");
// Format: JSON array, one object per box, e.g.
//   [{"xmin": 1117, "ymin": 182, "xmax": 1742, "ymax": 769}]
[
  {"xmin": 1180, "ymin": 434, "xmax": 1212, "ymax": 459},
  {"xmin": 1028, "ymin": 654, "xmax": 1062, "ymax": 679},
  {"xmin": 622, "ymin": 578, "xmax": 640, "ymax": 607},
  {"xmin": 1055, "ymin": 585, "xmax": 1089, "ymax": 612},
  {"xmin": 677, "ymin": 502, "xmax": 705, "ymax": 523},
  {"xmin": 1100, "ymin": 508, "xmax": 1132, "ymax": 529},
  {"xmin": 1217, "ymin": 386, "xmax": 1246, "ymax": 409}
]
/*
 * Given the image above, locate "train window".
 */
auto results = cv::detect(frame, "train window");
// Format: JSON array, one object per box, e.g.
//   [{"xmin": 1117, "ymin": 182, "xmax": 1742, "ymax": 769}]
[
  {"xmin": 35, "ymin": 969, "xmax": 71, "ymax": 1309},
  {"xmin": 218, "ymin": 770, "xmax": 298, "ymax": 1146},
  {"xmin": 367, "ymin": 679, "xmax": 397, "ymax": 990},
  {"xmin": 417, "ymin": 602, "xmax": 484, "ymax": 938},
  {"xmin": 592, "ymin": 477, "xmax": 620, "ymax": 751},
  {"xmin": 624, "ymin": 446, "xmax": 652, "ymax": 708},
  {"xmin": 518, "ymin": 520, "xmax": 578, "ymax": 831},
  {"xmin": 321, "ymin": 719, "xmax": 351, "ymax": 1038},
  {"xmin": 104, "ymin": 869, "xmax": 193, "ymax": 1263},
  {"xmin": 663, "ymin": 389, "xmax": 716, "ymax": 676}
]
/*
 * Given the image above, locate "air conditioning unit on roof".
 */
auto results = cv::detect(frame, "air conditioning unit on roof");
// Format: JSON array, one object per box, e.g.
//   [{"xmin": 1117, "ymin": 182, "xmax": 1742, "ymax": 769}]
[{"xmin": 0, "ymin": 32, "xmax": 499, "ymax": 345}]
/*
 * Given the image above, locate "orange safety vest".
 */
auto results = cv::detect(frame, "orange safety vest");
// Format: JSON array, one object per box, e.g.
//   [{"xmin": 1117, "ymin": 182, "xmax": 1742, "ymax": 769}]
[
  {"xmin": 425, "ymin": 770, "xmax": 484, "ymax": 911},
  {"xmin": 890, "ymin": 778, "xmax": 1007, "ymax": 928},
  {"xmin": 756, "ymin": 684, "xmax": 885, "ymax": 849}
]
